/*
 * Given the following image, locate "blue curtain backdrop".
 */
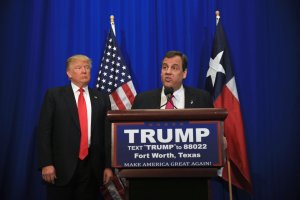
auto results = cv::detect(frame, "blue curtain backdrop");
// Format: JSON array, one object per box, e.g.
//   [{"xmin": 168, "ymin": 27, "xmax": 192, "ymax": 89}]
[{"xmin": 1, "ymin": 0, "xmax": 300, "ymax": 199}]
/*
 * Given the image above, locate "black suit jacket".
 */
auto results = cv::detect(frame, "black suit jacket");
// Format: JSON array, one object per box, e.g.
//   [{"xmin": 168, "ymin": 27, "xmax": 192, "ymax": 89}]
[
  {"xmin": 37, "ymin": 85, "xmax": 111, "ymax": 186},
  {"xmin": 132, "ymin": 86, "xmax": 213, "ymax": 109}
]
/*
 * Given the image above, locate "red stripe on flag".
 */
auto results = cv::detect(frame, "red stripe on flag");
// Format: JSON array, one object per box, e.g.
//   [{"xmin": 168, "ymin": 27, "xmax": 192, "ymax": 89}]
[
  {"xmin": 215, "ymin": 85, "xmax": 252, "ymax": 192},
  {"xmin": 122, "ymin": 83, "xmax": 135, "ymax": 104},
  {"xmin": 111, "ymin": 91, "xmax": 126, "ymax": 110}
]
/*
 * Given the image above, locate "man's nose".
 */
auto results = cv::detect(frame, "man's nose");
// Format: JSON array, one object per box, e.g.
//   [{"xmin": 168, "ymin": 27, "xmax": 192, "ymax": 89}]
[
  {"xmin": 81, "ymin": 67, "xmax": 87, "ymax": 73},
  {"xmin": 166, "ymin": 67, "xmax": 172, "ymax": 73}
]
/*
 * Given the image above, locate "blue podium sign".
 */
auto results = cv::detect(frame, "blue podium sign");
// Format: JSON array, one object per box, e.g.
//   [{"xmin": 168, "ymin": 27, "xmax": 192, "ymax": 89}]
[{"xmin": 112, "ymin": 120, "xmax": 224, "ymax": 168}]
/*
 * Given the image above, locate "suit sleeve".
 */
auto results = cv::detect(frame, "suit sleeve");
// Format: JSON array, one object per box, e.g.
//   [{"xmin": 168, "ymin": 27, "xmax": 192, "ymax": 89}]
[
  {"xmin": 37, "ymin": 90, "xmax": 55, "ymax": 169},
  {"xmin": 204, "ymin": 90, "xmax": 214, "ymax": 108},
  {"xmin": 104, "ymin": 94, "xmax": 112, "ymax": 168},
  {"xmin": 131, "ymin": 93, "xmax": 142, "ymax": 109}
]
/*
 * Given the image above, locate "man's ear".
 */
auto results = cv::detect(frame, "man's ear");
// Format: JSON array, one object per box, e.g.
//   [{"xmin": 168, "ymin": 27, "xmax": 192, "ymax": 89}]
[
  {"xmin": 183, "ymin": 69, "xmax": 187, "ymax": 79},
  {"xmin": 66, "ymin": 71, "xmax": 72, "ymax": 79}
]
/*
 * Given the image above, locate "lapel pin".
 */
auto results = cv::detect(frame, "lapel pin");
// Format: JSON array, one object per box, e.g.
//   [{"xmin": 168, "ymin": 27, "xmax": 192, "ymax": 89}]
[
  {"xmin": 190, "ymin": 100, "xmax": 193, "ymax": 104},
  {"xmin": 94, "ymin": 96, "xmax": 98, "ymax": 99}
]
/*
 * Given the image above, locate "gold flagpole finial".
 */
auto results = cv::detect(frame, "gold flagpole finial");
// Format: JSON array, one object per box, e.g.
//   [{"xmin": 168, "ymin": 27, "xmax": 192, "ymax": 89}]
[
  {"xmin": 215, "ymin": 10, "xmax": 220, "ymax": 25},
  {"xmin": 110, "ymin": 15, "xmax": 115, "ymax": 25},
  {"xmin": 110, "ymin": 15, "xmax": 116, "ymax": 36}
]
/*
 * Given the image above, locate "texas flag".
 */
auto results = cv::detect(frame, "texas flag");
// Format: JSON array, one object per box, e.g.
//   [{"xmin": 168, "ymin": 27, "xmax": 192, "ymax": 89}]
[{"xmin": 205, "ymin": 20, "xmax": 252, "ymax": 192}]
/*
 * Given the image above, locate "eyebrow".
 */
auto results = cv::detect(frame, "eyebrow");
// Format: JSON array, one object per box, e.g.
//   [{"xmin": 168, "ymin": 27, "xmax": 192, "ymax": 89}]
[{"xmin": 162, "ymin": 63, "xmax": 179, "ymax": 66}]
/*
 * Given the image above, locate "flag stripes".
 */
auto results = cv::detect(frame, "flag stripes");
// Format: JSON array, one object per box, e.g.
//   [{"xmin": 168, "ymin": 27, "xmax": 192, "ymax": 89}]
[{"xmin": 205, "ymin": 20, "xmax": 252, "ymax": 192}]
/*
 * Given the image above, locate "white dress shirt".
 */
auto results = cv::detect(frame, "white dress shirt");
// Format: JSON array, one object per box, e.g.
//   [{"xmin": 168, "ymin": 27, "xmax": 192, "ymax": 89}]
[{"xmin": 160, "ymin": 85, "xmax": 185, "ymax": 109}]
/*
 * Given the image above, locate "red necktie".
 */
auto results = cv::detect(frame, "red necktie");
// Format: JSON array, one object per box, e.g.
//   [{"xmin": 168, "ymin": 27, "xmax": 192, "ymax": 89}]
[
  {"xmin": 78, "ymin": 88, "xmax": 88, "ymax": 160},
  {"xmin": 165, "ymin": 96, "xmax": 174, "ymax": 109}
]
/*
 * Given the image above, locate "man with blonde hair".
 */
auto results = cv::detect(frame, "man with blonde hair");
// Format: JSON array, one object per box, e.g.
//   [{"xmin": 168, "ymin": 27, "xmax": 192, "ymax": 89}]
[{"xmin": 38, "ymin": 54, "xmax": 113, "ymax": 200}]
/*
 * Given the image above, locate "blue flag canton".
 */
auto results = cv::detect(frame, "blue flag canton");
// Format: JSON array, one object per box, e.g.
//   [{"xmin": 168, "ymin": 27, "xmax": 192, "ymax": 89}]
[
  {"xmin": 96, "ymin": 28, "xmax": 132, "ymax": 94},
  {"xmin": 205, "ymin": 22, "xmax": 235, "ymax": 100},
  {"xmin": 212, "ymin": 23, "xmax": 234, "ymax": 81}
]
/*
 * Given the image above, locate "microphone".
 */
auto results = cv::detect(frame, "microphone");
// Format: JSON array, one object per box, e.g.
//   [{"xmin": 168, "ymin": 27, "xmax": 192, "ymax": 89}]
[
  {"xmin": 164, "ymin": 87, "xmax": 174, "ymax": 99},
  {"xmin": 160, "ymin": 87, "xmax": 177, "ymax": 109}
]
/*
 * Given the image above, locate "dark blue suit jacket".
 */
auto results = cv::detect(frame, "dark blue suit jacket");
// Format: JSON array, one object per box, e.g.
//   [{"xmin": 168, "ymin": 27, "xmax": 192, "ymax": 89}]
[{"xmin": 132, "ymin": 86, "xmax": 213, "ymax": 109}]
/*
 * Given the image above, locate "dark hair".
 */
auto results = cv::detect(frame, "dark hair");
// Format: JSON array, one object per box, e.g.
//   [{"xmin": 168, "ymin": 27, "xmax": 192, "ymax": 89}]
[{"xmin": 163, "ymin": 50, "xmax": 188, "ymax": 71}]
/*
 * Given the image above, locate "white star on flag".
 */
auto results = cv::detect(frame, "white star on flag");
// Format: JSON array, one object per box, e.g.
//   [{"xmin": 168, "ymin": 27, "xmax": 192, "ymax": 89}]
[{"xmin": 206, "ymin": 51, "xmax": 225, "ymax": 86}]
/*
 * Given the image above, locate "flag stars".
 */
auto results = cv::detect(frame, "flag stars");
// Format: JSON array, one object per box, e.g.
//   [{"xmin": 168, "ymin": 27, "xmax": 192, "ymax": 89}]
[
  {"xmin": 206, "ymin": 51, "xmax": 225, "ymax": 87},
  {"xmin": 96, "ymin": 29, "xmax": 135, "ymax": 96}
]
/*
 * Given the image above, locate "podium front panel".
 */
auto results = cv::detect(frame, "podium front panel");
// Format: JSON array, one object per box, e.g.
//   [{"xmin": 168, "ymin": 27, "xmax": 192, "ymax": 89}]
[{"xmin": 111, "ymin": 120, "xmax": 224, "ymax": 168}]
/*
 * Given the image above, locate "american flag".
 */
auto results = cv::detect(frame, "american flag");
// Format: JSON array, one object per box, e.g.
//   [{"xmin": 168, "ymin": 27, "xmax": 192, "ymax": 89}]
[
  {"xmin": 96, "ymin": 27, "xmax": 136, "ymax": 110},
  {"xmin": 96, "ymin": 25, "xmax": 136, "ymax": 200},
  {"xmin": 205, "ymin": 20, "xmax": 252, "ymax": 192}
]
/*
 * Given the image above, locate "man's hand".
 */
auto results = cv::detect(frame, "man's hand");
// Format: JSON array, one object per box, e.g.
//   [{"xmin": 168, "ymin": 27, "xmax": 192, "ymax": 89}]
[
  {"xmin": 42, "ymin": 165, "xmax": 57, "ymax": 184},
  {"xmin": 103, "ymin": 168, "xmax": 113, "ymax": 184}
]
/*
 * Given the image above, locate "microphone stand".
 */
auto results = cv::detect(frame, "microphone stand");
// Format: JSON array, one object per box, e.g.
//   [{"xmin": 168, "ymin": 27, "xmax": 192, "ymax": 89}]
[{"xmin": 160, "ymin": 94, "xmax": 177, "ymax": 109}]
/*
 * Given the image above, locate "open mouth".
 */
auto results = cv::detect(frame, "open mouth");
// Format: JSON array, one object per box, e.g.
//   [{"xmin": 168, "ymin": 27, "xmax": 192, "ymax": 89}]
[{"xmin": 165, "ymin": 77, "xmax": 172, "ymax": 82}]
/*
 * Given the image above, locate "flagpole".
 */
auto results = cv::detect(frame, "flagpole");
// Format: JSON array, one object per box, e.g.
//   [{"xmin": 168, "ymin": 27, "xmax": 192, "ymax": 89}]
[
  {"xmin": 227, "ymin": 159, "xmax": 233, "ymax": 200},
  {"xmin": 216, "ymin": 10, "xmax": 220, "ymax": 25},
  {"xmin": 215, "ymin": 10, "xmax": 233, "ymax": 200},
  {"xmin": 110, "ymin": 15, "xmax": 116, "ymax": 36}
]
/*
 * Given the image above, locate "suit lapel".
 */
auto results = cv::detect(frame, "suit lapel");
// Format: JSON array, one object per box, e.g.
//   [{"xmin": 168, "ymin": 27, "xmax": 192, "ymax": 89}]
[
  {"xmin": 89, "ymin": 88, "xmax": 98, "ymax": 136},
  {"xmin": 153, "ymin": 89, "xmax": 162, "ymax": 109},
  {"xmin": 184, "ymin": 87, "xmax": 195, "ymax": 108},
  {"xmin": 64, "ymin": 85, "xmax": 80, "ymax": 130}
]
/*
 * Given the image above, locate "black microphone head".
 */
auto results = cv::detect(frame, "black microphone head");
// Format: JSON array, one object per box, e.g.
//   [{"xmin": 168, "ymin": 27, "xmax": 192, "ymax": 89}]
[{"xmin": 164, "ymin": 87, "xmax": 174, "ymax": 98}]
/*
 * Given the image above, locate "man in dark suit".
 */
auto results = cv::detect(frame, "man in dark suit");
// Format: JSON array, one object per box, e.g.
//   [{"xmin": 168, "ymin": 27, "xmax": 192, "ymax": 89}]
[
  {"xmin": 37, "ymin": 55, "xmax": 113, "ymax": 200},
  {"xmin": 132, "ymin": 50, "xmax": 214, "ymax": 109},
  {"xmin": 131, "ymin": 51, "xmax": 216, "ymax": 199}
]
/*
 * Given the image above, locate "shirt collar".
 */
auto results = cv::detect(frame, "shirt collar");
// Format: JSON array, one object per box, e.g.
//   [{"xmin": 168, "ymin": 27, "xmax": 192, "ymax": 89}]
[
  {"xmin": 172, "ymin": 85, "xmax": 184, "ymax": 100},
  {"xmin": 71, "ymin": 82, "xmax": 89, "ymax": 93},
  {"xmin": 161, "ymin": 85, "xmax": 184, "ymax": 100}
]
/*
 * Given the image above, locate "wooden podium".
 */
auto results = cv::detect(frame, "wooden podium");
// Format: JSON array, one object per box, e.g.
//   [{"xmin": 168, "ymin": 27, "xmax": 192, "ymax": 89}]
[{"xmin": 107, "ymin": 108, "xmax": 227, "ymax": 200}]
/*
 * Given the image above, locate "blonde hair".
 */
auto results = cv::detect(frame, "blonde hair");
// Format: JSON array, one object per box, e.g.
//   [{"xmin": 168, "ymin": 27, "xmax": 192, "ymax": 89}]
[{"xmin": 66, "ymin": 54, "xmax": 92, "ymax": 70}]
